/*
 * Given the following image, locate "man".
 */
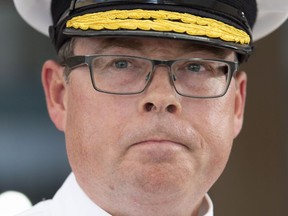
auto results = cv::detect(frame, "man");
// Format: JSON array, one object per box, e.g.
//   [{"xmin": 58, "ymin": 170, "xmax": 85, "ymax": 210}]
[{"xmin": 13, "ymin": 0, "xmax": 288, "ymax": 215}]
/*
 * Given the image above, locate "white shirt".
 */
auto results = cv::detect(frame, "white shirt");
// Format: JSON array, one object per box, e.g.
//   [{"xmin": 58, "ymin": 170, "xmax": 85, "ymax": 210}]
[{"xmin": 16, "ymin": 173, "xmax": 213, "ymax": 216}]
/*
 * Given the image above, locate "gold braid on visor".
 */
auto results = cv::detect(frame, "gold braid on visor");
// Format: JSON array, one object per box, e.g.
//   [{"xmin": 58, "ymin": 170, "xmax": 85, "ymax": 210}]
[{"xmin": 66, "ymin": 9, "xmax": 250, "ymax": 44}]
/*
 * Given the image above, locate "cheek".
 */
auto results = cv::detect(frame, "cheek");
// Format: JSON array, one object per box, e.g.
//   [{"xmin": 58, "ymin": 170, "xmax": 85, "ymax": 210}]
[
  {"xmin": 183, "ymin": 95, "xmax": 235, "ymax": 179},
  {"xmin": 64, "ymin": 79, "xmax": 135, "ymax": 176},
  {"xmin": 184, "ymin": 96, "xmax": 235, "ymax": 140}
]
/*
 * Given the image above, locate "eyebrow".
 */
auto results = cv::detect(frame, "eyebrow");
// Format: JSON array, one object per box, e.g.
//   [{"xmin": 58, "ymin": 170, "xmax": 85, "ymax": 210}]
[
  {"xmin": 92, "ymin": 37, "xmax": 145, "ymax": 53},
  {"xmin": 91, "ymin": 37, "xmax": 232, "ymax": 59},
  {"xmin": 180, "ymin": 43, "xmax": 231, "ymax": 59}
]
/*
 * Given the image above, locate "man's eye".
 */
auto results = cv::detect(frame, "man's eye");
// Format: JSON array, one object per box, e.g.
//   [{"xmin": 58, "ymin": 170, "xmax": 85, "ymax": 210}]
[
  {"xmin": 114, "ymin": 60, "xmax": 129, "ymax": 69},
  {"xmin": 187, "ymin": 63, "xmax": 201, "ymax": 72}
]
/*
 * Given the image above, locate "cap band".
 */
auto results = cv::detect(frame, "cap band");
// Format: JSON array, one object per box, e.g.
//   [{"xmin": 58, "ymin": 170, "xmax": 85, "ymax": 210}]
[{"xmin": 66, "ymin": 9, "xmax": 251, "ymax": 44}]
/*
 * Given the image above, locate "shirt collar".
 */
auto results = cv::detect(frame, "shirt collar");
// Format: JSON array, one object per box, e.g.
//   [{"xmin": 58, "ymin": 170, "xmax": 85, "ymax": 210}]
[
  {"xmin": 52, "ymin": 173, "xmax": 213, "ymax": 216},
  {"xmin": 199, "ymin": 194, "xmax": 214, "ymax": 216},
  {"xmin": 51, "ymin": 173, "xmax": 112, "ymax": 216}
]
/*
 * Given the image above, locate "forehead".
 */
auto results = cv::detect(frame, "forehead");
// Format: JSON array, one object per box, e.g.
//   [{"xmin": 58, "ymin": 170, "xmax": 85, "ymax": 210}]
[{"xmin": 73, "ymin": 36, "xmax": 235, "ymax": 59}]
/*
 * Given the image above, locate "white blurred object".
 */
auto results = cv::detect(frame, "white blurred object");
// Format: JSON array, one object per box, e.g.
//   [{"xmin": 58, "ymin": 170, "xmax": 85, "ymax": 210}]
[{"xmin": 0, "ymin": 191, "xmax": 32, "ymax": 216}]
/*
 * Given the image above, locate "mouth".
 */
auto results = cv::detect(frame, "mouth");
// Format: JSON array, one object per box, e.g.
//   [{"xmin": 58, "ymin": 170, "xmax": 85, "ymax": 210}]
[
  {"xmin": 133, "ymin": 139, "xmax": 188, "ymax": 149},
  {"xmin": 129, "ymin": 139, "xmax": 189, "ymax": 163},
  {"xmin": 123, "ymin": 119, "xmax": 195, "ymax": 153},
  {"xmin": 130, "ymin": 139, "xmax": 189, "ymax": 154}
]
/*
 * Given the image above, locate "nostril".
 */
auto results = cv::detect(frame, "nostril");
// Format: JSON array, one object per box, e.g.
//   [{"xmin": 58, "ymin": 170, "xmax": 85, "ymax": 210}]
[
  {"xmin": 166, "ymin": 104, "xmax": 176, "ymax": 113},
  {"xmin": 144, "ymin": 102, "xmax": 154, "ymax": 112},
  {"xmin": 144, "ymin": 103, "xmax": 178, "ymax": 113}
]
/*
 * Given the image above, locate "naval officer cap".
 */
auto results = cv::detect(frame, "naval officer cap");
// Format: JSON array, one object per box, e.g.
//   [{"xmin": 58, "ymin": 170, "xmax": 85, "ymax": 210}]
[{"xmin": 14, "ymin": 0, "xmax": 288, "ymax": 62}]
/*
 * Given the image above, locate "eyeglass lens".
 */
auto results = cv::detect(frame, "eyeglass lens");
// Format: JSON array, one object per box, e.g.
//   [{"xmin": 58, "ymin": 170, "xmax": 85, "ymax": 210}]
[{"xmin": 89, "ymin": 56, "xmax": 232, "ymax": 97}]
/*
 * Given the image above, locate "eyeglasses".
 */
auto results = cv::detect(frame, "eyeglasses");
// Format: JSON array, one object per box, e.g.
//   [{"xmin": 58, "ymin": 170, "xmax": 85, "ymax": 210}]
[{"xmin": 63, "ymin": 55, "xmax": 238, "ymax": 98}]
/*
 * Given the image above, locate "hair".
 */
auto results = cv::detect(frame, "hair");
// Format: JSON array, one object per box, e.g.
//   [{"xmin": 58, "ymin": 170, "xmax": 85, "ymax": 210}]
[{"xmin": 57, "ymin": 38, "xmax": 75, "ymax": 81}]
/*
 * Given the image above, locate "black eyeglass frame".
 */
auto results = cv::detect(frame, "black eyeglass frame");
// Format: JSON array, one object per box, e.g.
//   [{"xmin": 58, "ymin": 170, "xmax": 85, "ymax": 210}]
[{"xmin": 63, "ymin": 55, "xmax": 239, "ymax": 99}]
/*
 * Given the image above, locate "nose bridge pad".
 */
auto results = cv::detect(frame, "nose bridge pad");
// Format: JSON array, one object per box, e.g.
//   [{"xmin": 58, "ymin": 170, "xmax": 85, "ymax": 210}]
[
  {"xmin": 145, "ymin": 72, "xmax": 151, "ymax": 82},
  {"xmin": 172, "ymin": 73, "xmax": 177, "ymax": 82},
  {"xmin": 145, "ymin": 64, "xmax": 174, "ymax": 89}
]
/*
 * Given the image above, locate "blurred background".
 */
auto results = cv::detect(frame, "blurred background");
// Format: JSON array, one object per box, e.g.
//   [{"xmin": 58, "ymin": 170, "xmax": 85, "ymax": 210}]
[
  {"xmin": 0, "ymin": 0, "xmax": 70, "ymax": 211},
  {"xmin": 0, "ymin": 1, "xmax": 287, "ymax": 215}
]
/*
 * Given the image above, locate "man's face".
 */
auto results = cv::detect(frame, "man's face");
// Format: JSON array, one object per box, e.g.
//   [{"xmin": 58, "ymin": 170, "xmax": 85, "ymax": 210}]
[{"xmin": 43, "ymin": 37, "xmax": 246, "ymax": 215}]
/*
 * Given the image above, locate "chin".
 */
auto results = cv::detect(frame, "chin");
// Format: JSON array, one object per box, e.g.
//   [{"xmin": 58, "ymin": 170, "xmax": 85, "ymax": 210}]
[{"xmin": 129, "ymin": 161, "xmax": 192, "ymax": 195}]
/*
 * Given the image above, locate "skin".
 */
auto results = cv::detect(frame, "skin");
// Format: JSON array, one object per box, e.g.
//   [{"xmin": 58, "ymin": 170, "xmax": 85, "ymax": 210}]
[{"xmin": 42, "ymin": 37, "xmax": 247, "ymax": 216}]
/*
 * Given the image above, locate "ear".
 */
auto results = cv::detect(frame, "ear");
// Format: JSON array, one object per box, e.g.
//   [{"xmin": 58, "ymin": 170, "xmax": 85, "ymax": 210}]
[
  {"xmin": 42, "ymin": 60, "xmax": 67, "ymax": 131},
  {"xmin": 233, "ymin": 70, "xmax": 247, "ymax": 138}
]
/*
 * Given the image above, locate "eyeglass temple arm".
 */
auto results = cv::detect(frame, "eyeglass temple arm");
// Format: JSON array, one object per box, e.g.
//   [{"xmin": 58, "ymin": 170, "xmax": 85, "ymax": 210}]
[{"xmin": 65, "ymin": 56, "xmax": 87, "ymax": 69}]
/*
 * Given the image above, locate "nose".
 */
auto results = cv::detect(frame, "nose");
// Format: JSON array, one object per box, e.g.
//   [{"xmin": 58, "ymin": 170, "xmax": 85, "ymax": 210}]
[{"xmin": 138, "ymin": 66, "xmax": 182, "ymax": 114}]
